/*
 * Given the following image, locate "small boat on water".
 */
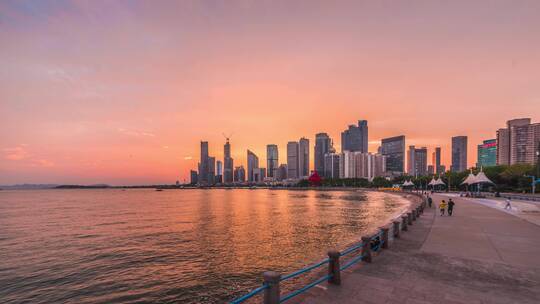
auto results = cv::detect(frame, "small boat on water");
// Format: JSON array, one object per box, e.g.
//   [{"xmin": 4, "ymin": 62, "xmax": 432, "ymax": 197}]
[{"xmin": 155, "ymin": 189, "xmax": 163, "ymax": 191}]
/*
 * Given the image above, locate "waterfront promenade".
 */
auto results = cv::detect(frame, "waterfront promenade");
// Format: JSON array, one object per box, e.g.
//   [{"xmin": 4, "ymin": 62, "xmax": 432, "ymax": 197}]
[{"xmin": 295, "ymin": 194, "xmax": 540, "ymax": 304}]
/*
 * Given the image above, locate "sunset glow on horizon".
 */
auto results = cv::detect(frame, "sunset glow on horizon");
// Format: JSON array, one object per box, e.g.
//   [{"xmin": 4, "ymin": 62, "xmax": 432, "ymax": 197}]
[{"xmin": 1, "ymin": 0, "xmax": 540, "ymax": 185}]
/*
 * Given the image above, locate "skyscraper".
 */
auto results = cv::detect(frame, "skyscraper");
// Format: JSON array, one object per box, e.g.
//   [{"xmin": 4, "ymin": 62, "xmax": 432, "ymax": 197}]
[
  {"xmin": 190, "ymin": 170, "xmax": 198, "ymax": 185},
  {"xmin": 266, "ymin": 144, "xmax": 279, "ymax": 178},
  {"xmin": 314, "ymin": 133, "xmax": 332, "ymax": 175},
  {"xmin": 276, "ymin": 164, "xmax": 288, "ymax": 181},
  {"xmin": 433, "ymin": 147, "xmax": 442, "ymax": 174},
  {"xmin": 341, "ymin": 120, "xmax": 368, "ymax": 153},
  {"xmin": 407, "ymin": 146, "xmax": 427, "ymax": 176},
  {"xmin": 353, "ymin": 152, "xmax": 386, "ymax": 181},
  {"xmin": 234, "ymin": 166, "xmax": 246, "ymax": 182},
  {"xmin": 199, "ymin": 141, "xmax": 209, "ymax": 185},
  {"xmin": 496, "ymin": 128, "xmax": 510, "ymax": 165},
  {"xmin": 247, "ymin": 150, "xmax": 259, "ymax": 182},
  {"xmin": 324, "ymin": 153, "xmax": 341, "ymax": 178},
  {"xmin": 451, "ymin": 136, "xmax": 468, "ymax": 172},
  {"xmin": 216, "ymin": 160, "xmax": 223, "ymax": 183},
  {"xmin": 287, "ymin": 141, "xmax": 299, "ymax": 179},
  {"xmin": 223, "ymin": 139, "xmax": 233, "ymax": 183},
  {"xmin": 299, "ymin": 137, "xmax": 310, "ymax": 178},
  {"xmin": 381, "ymin": 135, "xmax": 405, "ymax": 174},
  {"xmin": 207, "ymin": 156, "xmax": 216, "ymax": 185},
  {"xmin": 497, "ymin": 118, "xmax": 540, "ymax": 165},
  {"xmin": 477, "ymin": 139, "xmax": 497, "ymax": 168}
]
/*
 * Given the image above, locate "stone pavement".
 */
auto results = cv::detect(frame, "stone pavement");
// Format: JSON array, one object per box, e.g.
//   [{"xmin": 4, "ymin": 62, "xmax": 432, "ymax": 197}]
[{"xmin": 293, "ymin": 195, "xmax": 540, "ymax": 304}]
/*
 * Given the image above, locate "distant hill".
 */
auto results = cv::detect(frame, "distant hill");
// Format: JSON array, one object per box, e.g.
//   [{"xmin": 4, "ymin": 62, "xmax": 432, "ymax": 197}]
[
  {"xmin": 0, "ymin": 184, "xmax": 59, "ymax": 190},
  {"xmin": 55, "ymin": 184, "xmax": 110, "ymax": 189}
]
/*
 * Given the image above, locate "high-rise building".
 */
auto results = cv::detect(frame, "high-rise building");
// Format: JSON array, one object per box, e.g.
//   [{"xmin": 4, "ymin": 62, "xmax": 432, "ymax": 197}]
[
  {"xmin": 433, "ymin": 147, "xmax": 442, "ymax": 174},
  {"xmin": 407, "ymin": 146, "xmax": 428, "ymax": 176},
  {"xmin": 299, "ymin": 137, "xmax": 310, "ymax": 178},
  {"xmin": 428, "ymin": 165, "xmax": 434, "ymax": 175},
  {"xmin": 339, "ymin": 151, "xmax": 356, "ymax": 178},
  {"xmin": 497, "ymin": 118, "xmax": 540, "ymax": 166},
  {"xmin": 496, "ymin": 128, "xmax": 510, "ymax": 165},
  {"xmin": 223, "ymin": 139, "xmax": 234, "ymax": 183},
  {"xmin": 287, "ymin": 141, "xmax": 299, "ymax": 179},
  {"xmin": 381, "ymin": 135, "xmax": 405, "ymax": 174},
  {"xmin": 266, "ymin": 144, "xmax": 279, "ymax": 178},
  {"xmin": 190, "ymin": 170, "xmax": 198, "ymax": 185},
  {"xmin": 341, "ymin": 120, "xmax": 368, "ymax": 153},
  {"xmin": 233, "ymin": 166, "xmax": 246, "ymax": 182},
  {"xmin": 276, "ymin": 164, "xmax": 288, "ymax": 181},
  {"xmin": 252, "ymin": 168, "xmax": 266, "ymax": 183},
  {"xmin": 324, "ymin": 153, "xmax": 341, "ymax": 178},
  {"xmin": 314, "ymin": 133, "xmax": 332, "ymax": 175},
  {"xmin": 207, "ymin": 156, "xmax": 216, "ymax": 185},
  {"xmin": 451, "ymin": 136, "xmax": 468, "ymax": 172},
  {"xmin": 216, "ymin": 160, "xmax": 223, "ymax": 183},
  {"xmin": 247, "ymin": 150, "xmax": 259, "ymax": 182},
  {"xmin": 199, "ymin": 141, "xmax": 209, "ymax": 185},
  {"xmin": 477, "ymin": 139, "xmax": 497, "ymax": 168},
  {"xmin": 353, "ymin": 152, "xmax": 387, "ymax": 181}
]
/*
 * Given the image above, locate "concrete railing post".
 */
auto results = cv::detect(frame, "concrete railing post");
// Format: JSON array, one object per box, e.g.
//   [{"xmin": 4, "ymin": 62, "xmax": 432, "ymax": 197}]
[
  {"xmin": 401, "ymin": 216, "xmax": 408, "ymax": 231},
  {"xmin": 412, "ymin": 209, "xmax": 417, "ymax": 221},
  {"xmin": 263, "ymin": 271, "xmax": 281, "ymax": 304},
  {"xmin": 393, "ymin": 220, "xmax": 400, "ymax": 238},
  {"xmin": 327, "ymin": 250, "xmax": 341, "ymax": 285},
  {"xmin": 381, "ymin": 227, "xmax": 389, "ymax": 249},
  {"xmin": 407, "ymin": 212, "xmax": 413, "ymax": 225},
  {"xmin": 416, "ymin": 206, "xmax": 421, "ymax": 217},
  {"xmin": 361, "ymin": 236, "xmax": 372, "ymax": 263}
]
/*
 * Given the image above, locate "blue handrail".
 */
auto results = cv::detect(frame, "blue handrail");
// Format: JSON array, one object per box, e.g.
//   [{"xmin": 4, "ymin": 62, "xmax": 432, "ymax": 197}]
[
  {"xmin": 230, "ymin": 226, "xmax": 393, "ymax": 303},
  {"xmin": 280, "ymin": 258, "xmax": 329, "ymax": 281},
  {"xmin": 230, "ymin": 284, "xmax": 268, "ymax": 304},
  {"xmin": 340, "ymin": 241, "xmax": 364, "ymax": 257},
  {"xmin": 340, "ymin": 253, "xmax": 365, "ymax": 271},
  {"xmin": 280, "ymin": 274, "xmax": 333, "ymax": 302}
]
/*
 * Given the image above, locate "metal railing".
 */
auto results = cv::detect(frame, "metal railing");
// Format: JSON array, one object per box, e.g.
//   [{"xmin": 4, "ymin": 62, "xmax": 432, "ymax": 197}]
[{"xmin": 230, "ymin": 194, "xmax": 426, "ymax": 304}]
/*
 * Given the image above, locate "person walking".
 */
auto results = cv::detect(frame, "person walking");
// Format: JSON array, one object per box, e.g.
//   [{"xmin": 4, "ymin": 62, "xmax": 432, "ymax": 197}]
[
  {"xmin": 504, "ymin": 197, "xmax": 512, "ymax": 210},
  {"xmin": 439, "ymin": 200, "xmax": 447, "ymax": 216},
  {"xmin": 428, "ymin": 196, "xmax": 433, "ymax": 208},
  {"xmin": 447, "ymin": 199, "xmax": 455, "ymax": 216}
]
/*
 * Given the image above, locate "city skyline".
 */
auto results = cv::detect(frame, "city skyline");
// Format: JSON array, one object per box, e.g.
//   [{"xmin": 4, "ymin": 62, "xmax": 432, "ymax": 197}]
[{"xmin": 2, "ymin": 1, "xmax": 540, "ymax": 185}]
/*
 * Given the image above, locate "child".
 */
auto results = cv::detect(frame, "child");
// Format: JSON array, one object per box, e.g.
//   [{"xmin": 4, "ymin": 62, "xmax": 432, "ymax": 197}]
[{"xmin": 439, "ymin": 200, "xmax": 447, "ymax": 216}]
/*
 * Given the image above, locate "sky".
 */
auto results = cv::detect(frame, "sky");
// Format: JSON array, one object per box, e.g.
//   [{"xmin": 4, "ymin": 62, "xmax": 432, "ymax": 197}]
[{"xmin": 1, "ymin": 0, "xmax": 540, "ymax": 185}]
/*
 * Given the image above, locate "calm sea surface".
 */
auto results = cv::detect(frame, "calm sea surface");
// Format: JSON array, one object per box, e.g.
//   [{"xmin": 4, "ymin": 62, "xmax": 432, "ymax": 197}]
[{"xmin": 0, "ymin": 189, "xmax": 410, "ymax": 304}]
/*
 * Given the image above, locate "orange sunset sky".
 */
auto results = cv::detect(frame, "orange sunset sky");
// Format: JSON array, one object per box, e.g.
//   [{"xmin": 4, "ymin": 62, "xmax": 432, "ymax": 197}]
[{"xmin": 1, "ymin": 1, "xmax": 539, "ymax": 185}]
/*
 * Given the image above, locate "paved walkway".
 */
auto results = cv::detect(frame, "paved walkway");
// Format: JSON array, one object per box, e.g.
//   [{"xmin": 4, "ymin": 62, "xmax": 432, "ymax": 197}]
[
  {"xmin": 294, "ymin": 195, "xmax": 540, "ymax": 304},
  {"xmin": 438, "ymin": 193, "xmax": 540, "ymax": 226}
]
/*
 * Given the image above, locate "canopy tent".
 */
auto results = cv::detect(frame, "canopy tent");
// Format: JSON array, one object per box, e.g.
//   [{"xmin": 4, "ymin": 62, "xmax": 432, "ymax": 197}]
[
  {"xmin": 402, "ymin": 180, "xmax": 414, "ymax": 187},
  {"xmin": 428, "ymin": 178, "xmax": 437, "ymax": 187},
  {"xmin": 470, "ymin": 171, "xmax": 494, "ymax": 185},
  {"xmin": 434, "ymin": 177, "xmax": 446, "ymax": 186},
  {"xmin": 461, "ymin": 172, "xmax": 477, "ymax": 185}
]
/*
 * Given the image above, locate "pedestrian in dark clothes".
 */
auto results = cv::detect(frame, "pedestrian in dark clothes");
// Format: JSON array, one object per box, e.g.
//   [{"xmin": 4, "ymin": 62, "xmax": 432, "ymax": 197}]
[
  {"xmin": 448, "ymin": 199, "xmax": 455, "ymax": 216},
  {"xmin": 428, "ymin": 196, "xmax": 433, "ymax": 208}
]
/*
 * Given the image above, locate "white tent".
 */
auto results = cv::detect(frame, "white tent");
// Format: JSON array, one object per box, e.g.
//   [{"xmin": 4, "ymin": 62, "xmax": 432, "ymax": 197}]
[
  {"xmin": 434, "ymin": 177, "xmax": 446, "ymax": 186},
  {"xmin": 428, "ymin": 178, "xmax": 437, "ymax": 186},
  {"xmin": 402, "ymin": 180, "xmax": 414, "ymax": 187},
  {"xmin": 461, "ymin": 172, "xmax": 477, "ymax": 185},
  {"xmin": 470, "ymin": 171, "xmax": 494, "ymax": 185}
]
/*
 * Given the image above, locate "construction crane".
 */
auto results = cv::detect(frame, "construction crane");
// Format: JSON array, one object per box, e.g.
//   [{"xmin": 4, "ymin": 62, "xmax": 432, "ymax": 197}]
[{"xmin": 222, "ymin": 132, "xmax": 234, "ymax": 143}]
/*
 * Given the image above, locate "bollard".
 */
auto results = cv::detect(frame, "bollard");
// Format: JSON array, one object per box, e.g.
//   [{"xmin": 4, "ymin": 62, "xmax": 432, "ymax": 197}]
[
  {"xmin": 361, "ymin": 236, "xmax": 372, "ymax": 263},
  {"xmin": 401, "ymin": 216, "xmax": 408, "ymax": 231},
  {"xmin": 416, "ymin": 207, "xmax": 420, "ymax": 217},
  {"xmin": 381, "ymin": 227, "xmax": 389, "ymax": 249},
  {"xmin": 407, "ymin": 212, "xmax": 413, "ymax": 225},
  {"xmin": 263, "ymin": 271, "xmax": 281, "ymax": 304},
  {"xmin": 412, "ymin": 209, "xmax": 417, "ymax": 221},
  {"xmin": 327, "ymin": 250, "xmax": 341, "ymax": 285},
  {"xmin": 393, "ymin": 220, "xmax": 400, "ymax": 238}
]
